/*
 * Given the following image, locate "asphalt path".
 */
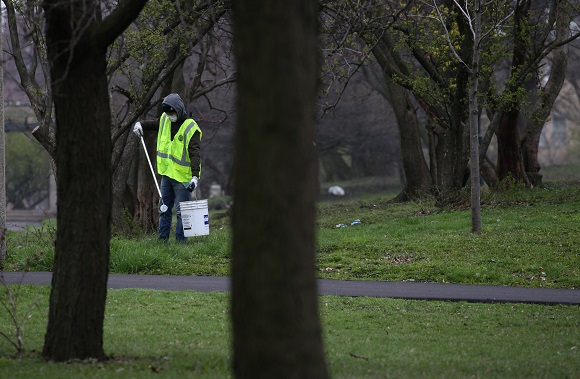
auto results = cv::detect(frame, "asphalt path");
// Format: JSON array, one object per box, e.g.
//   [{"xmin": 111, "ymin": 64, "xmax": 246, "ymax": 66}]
[{"xmin": 2, "ymin": 271, "xmax": 579, "ymax": 305}]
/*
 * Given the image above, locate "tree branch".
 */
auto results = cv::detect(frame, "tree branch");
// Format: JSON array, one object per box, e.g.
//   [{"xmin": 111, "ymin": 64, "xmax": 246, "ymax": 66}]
[{"xmin": 93, "ymin": 0, "xmax": 149, "ymax": 50}]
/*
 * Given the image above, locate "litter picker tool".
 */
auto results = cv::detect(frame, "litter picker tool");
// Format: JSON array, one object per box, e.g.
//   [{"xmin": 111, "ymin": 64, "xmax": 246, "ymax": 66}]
[{"xmin": 139, "ymin": 135, "xmax": 168, "ymax": 213}]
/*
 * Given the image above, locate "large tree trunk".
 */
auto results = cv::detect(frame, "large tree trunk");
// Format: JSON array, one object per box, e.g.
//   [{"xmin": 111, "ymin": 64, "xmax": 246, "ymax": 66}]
[
  {"xmin": 42, "ymin": 0, "xmax": 147, "ymax": 361},
  {"xmin": 386, "ymin": 82, "xmax": 431, "ymax": 200},
  {"xmin": 371, "ymin": 37, "xmax": 431, "ymax": 200},
  {"xmin": 0, "ymin": 12, "xmax": 5, "ymax": 263},
  {"xmin": 231, "ymin": 0, "xmax": 329, "ymax": 378},
  {"xmin": 42, "ymin": 17, "xmax": 111, "ymax": 362},
  {"xmin": 495, "ymin": 0, "xmax": 531, "ymax": 187},
  {"xmin": 496, "ymin": 109, "xmax": 530, "ymax": 185},
  {"xmin": 435, "ymin": 10, "xmax": 472, "ymax": 198},
  {"xmin": 436, "ymin": 123, "xmax": 469, "ymax": 192},
  {"xmin": 522, "ymin": 0, "xmax": 570, "ymax": 186},
  {"xmin": 372, "ymin": 23, "xmax": 470, "ymax": 201}
]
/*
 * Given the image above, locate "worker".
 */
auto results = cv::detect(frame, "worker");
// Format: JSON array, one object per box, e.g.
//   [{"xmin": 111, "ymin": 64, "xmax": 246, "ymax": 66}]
[{"xmin": 133, "ymin": 93, "xmax": 202, "ymax": 243}]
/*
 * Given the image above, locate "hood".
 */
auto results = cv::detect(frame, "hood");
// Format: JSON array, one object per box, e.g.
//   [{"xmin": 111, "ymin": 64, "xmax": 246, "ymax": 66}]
[{"xmin": 162, "ymin": 93, "xmax": 187, "ymax": 121}]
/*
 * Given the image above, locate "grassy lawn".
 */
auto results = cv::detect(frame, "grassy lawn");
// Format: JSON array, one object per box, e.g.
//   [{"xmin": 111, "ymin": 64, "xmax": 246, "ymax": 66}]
[
  {"xmin": 1, "ymin": 180, "xmax": 579, "ymax": 377},
  {"xmin": 6, "ymin": 180, "xmax": 580, "ymax": 289},
  {"xmin": 1, "ymin": 287, "xmax": 578, "ymax": 378}
]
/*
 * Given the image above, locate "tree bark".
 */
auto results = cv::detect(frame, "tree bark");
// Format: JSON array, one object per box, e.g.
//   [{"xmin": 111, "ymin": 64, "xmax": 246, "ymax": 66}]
[
  {"xmin": 522, "ymin": 0, "xmax": 570, "ymax": 186},
  {"xmin": 42, "ymin": 0, "xmax": 147, "ymax": 361},
  {"xmin": 372, "ymin": 38, "xmax": 431, "ymax": 201},
  {"xmin": 385, "ymin": 81, "xmax": 431, "ymax": 200},
  {"xmin": 42, "ymin": 16, "xmax": 111, "ymax": 361},
  {"xmin": 231, "ymin": 0, "xmax": 329, "ymax": 378},
  {"xmin": 469, "ymin": 1, "xmax": 482, "ymax": 234},
  {"xmin": 496, "ymin": 109, "xmax": 530, "ymax": 186},
  {"xmin": 495, "ymin": 0, "xmax": 531, "ymax": 187},
  {"xmin": 436, "ymin": 9, "xmax": 472, "ymax": 197},
  {"xmin": 368, "ymin": 23, "xmax": 470, "ymax": 201},
  {"xmin": 0, "ymin": 11, "xmax": 5, "ymax": 263}
]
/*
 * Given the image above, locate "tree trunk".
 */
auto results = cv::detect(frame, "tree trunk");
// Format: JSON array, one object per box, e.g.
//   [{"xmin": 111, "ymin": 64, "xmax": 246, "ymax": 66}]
[
  {"xmin": 385, "ymin": 81, "xmax": 431, "ymax": 200},
  {"xmin": 231, "ymin": 0, "xmax": 329, "ymax": 378},
  {"xmin": 42, "ymin": 28, "xmax": 111, "ymax": 363},
  {"xmin": 469, "ymin": 1, "xmax": 482, "ymax": 234},
  {"xmin": 496, "ymin": 109, "xmax": 530, "ymax": 186},
  {"xmin": 42, "ymin": 0, "xmax": 147, "ymax": 361},
  {"xmin": 0, "ymin": 12, "xmax": 5, "ymax": 263},
  {"xmin": 437, "ymin": 9, "xmax": 472, "ymax": 198},
  {"xmin": 371, "ymin": 38, "xmax": 431, "ymax": 200},
  {"xmin": 495, "ymin": 0, "xmax": 531, "ymax": 187},
  {"xmin": 522, "ymin": 0, "xmax": 570, "ymax": 186},
  {"xmin": 373, "ymin": 26, "xmax": 470, "ymax": 201},
  {"xmin": 433, "ymin": 117, "xmax": 470, "ymax": 198}
]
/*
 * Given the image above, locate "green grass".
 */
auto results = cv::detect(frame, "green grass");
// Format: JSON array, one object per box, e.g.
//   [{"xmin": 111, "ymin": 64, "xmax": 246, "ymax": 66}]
[
  {"xmin": 109, "ymin": 232, "xmax": 231, "ymax": 276},
  {"xmin": 317, "ymin": 181, "xmax": 580, "ymax": 288},
  {"xmin": 1, "ymin": 286, "xmax": 578, "ymax": 378},
  {"xmin": 2, "ymin": 181, "xmax": 580, "ymax": 377},
  {"xmin": 7, "ymin": 181, "xmax": 579, "ymax": 289},
  {"xmin": 315, "ymin": 192, "xmax": 580, "ymax": 288}
]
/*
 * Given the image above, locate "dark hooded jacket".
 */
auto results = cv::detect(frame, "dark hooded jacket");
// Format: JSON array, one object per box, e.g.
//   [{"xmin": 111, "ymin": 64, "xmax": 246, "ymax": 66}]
[{"xmin": 140, "ymin": 93, "xmax": 201, "ymax": 178}]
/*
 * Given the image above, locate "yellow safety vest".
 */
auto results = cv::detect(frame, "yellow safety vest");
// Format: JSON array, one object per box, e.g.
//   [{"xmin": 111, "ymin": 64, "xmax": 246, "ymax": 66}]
[{"xmin": 156, "ymin": 114, "xmax": 202, "ymax": 182}]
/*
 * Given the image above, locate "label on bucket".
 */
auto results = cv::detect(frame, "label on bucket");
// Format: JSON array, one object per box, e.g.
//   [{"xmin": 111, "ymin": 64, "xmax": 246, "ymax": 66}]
[{"xmin": 180, "ymin": 200, "xmax": 209, "ymax": 237}]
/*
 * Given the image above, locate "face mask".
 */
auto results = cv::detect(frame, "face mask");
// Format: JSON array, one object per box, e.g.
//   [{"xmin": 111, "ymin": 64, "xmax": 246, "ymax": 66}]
[{"xmin": 168, "ymin": 115, "xmax": 178, "ymax": 122}]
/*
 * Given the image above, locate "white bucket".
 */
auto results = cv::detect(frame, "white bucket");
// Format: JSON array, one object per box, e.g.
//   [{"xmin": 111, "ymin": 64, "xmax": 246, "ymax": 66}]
[{"xmin": 180, "ymin": 199, "xmax": 209, "ymax": 237}]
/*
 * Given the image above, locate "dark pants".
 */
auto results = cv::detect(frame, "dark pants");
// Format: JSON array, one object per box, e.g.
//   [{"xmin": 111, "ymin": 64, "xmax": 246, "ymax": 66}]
[{"xmin": 159, "ymin": 176, "xmax": 190, "ymax": 242}]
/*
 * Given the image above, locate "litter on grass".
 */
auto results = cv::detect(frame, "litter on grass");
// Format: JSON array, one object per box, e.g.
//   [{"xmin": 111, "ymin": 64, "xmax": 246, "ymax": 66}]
[
  {"xmin": 328, "ymin": 186, "xmax": 345, "ymax": 196},
  {"xmin": 335, "ymin": 219, "xmax": 361, "ymax": 228}
]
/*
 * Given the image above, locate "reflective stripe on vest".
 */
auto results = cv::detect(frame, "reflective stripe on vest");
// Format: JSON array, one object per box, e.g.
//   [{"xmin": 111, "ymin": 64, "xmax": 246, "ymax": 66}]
[{"xmin": 156, "ymin": 115, "xmax": 202, "ymax": 182}]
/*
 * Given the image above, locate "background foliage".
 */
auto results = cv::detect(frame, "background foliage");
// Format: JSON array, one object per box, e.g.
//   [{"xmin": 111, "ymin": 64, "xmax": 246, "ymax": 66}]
[{"xmin": 4, "ymin": 133, "xmax": 50, "ymax": 210}]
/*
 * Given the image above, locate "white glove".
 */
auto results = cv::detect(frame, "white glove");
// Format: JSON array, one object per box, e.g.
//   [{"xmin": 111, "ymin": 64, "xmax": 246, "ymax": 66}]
[
  {"xmin": 186, "ymin": 176, "xmax": 198, "ymax": 192},
  {"xmin": 133, "ymin": 122, "xmax": 143, "ymax": 137}
]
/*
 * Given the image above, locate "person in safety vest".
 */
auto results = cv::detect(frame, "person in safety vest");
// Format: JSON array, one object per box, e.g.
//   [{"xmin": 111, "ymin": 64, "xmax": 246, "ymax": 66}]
[{"xmin": 133, "ymin": 93, "xmax": 202, "ymax": 243}]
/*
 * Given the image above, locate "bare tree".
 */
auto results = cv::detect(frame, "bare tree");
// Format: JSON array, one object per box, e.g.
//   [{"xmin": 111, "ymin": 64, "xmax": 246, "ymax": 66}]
[
  {"xmin": 2, "ymin": 0, "xmax": 233, "ymax": 232},
  {"xmin": 231, "ymin": 0, "xmax": 329, "ymax": 377},
  {"xmin": 324, "ymin": 1, "xmax": 579, "ymax": 200},
  {"xmin": 2, "ymin": 0, "xmax": 55, "ymax": 159}
]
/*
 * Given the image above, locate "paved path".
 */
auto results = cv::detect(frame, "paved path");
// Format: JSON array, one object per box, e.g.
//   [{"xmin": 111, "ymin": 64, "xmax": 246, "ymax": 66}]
[{"xmin": 2, "ymin": 271, "xmax": 579, "ymax": 305}]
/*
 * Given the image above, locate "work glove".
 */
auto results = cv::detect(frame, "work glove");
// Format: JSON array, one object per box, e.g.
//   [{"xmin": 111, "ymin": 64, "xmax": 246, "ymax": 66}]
[
  {"xmin": 186, "ymin": 176, "xmax": 198, "ymax": 192},
  {"xmin": 133, "ymin": 122, "xmax": 143, "ymax": 138}
]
